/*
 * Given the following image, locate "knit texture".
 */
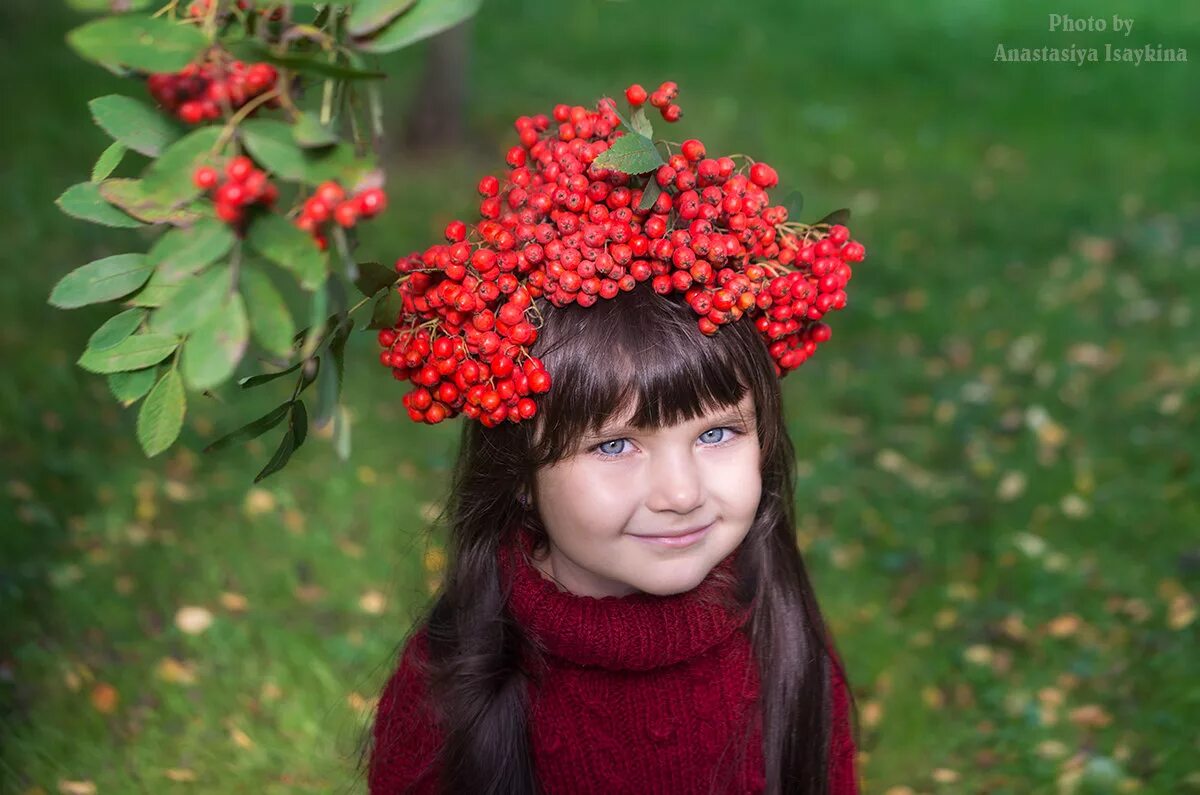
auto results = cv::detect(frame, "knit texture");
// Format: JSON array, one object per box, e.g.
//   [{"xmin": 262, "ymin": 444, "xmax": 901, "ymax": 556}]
[{"xmin": 369, "ymin": 526, "xmax": 858, "ymax": 794}]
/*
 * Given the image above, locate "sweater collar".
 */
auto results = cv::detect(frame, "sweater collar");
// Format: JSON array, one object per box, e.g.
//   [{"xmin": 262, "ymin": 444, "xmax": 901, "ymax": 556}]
[{"xmin": 500, "ymin": 523, "xmax": 752, "ymax": 672}]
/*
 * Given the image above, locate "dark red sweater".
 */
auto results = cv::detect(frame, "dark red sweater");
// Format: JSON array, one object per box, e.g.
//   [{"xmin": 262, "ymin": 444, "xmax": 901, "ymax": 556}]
[{"xmin": 370, "ymin": 527, "xmax": 858, "ymax": 794}]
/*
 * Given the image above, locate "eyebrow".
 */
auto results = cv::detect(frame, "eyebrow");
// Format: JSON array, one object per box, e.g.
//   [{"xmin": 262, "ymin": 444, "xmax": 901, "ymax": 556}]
[{"xmin": 588, "ymin": 406, "xmax": 753, "ymax": 439}]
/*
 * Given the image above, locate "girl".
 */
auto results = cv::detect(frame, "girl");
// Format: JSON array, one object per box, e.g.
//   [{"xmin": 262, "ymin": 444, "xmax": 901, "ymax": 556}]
[{"xmin": 364, "ymin": 279, "xmax": 859, "ymax": 794}]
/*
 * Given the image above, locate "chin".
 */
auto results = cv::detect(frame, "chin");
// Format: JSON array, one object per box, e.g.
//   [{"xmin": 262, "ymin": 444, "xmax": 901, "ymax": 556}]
[{"xmin": 635, "ymin": 558, "xmax": 715, "ymax": 596}]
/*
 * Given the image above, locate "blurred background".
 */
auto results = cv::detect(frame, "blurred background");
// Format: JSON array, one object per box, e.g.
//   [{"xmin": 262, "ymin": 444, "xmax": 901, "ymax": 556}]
[{"xmin": 2, "ymin": 1, "xmax": 1198, "ymax": 793}]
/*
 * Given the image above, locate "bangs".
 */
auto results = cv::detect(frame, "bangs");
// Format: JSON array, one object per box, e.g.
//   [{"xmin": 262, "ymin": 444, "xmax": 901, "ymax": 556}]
[{"xmin": 525, "ymin": 283, "xmax": 758, "ymax": 466}]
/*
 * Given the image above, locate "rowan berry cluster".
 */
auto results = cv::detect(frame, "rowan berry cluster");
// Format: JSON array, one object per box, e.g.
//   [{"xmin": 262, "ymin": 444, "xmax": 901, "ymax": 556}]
[
  {"xmin": 193, "ymin": 156, "xmax": 278, "ymax": 228},
  {"xmin": 185, "ymin": 0, "xmax": 284, "ymax": 20},
  {"xmin": 294, "ymin": 182, "xmax": 389, "ymax": 252},
  {"xmin": 147, "ymin": 60, "xmax": 279, "ymax": 125},
  {"xmin": 625, "ymin": 80, "xmax": 684, "ymax": 123},
  {"xmin": 186, "ymin": 0, "xmax": 250, "ymax": 16},
  {"xmin": 377, "ymin": 83, "xmax": 865, "ymax": 427}
]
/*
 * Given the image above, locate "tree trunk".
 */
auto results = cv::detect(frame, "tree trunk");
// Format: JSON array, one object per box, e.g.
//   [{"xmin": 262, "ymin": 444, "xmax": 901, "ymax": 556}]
[{"xmin": 402, "ymin": 20, "xmax": 471, "ymax": 152}]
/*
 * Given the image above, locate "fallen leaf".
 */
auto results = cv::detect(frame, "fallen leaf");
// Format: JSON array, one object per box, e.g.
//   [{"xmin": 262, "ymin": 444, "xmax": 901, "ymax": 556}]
[
  {"xmin": 1036, "ymin": 740, "xmax": 1069, "ymax": 759},
  {"xmin": 164, "ymin": 768, "xmax": 197, "ymax": 782},
  {"xmin": 228, "ymin": 724, "xmax": 254, "ymax": 749},
  {"xmin": 156, "ymin": 657, "xmax": 197, "ymax": 685},
  {"xmin": 359, "ymin": 590, "xmax": 387, "ymax": 615},
  {"xmin": 1168, "ymin": 595, "xmax": 1196, "ymax": 629},
  {"xmin": 1047, "ymin": 614, "xmax": 1083, "ymax": 638},
  {"xmin": 90, "ymin": 682, "xmax": 119, "ymax": 714},
  {"xmin": 57, "ymin": 782, "xmax": 96, "ymax": 795},
  {"xmin": 423, "ymin": 546, "xmax": 447, "ymax": 573},
  {"xmin": 997, "ymin": 471, "xmax": 1027, "ymax": 501},
  {"xmin": 932, "ymin": 768, "xmax": 960, "ymax": 784},
  {"xmin": 243, "ymin": 488, "xmax": 276, "ymax": 517},
  {"xmin": 964, "ymin": 644, "xmax": 993, "ymax": 666},
  {"xmin": 175, "ymin": 606, "xmax": 214, "ymax": 635},
  {"xmin": 1069, "ymin": 704, "xmax": 1113, "ymax": 729}
]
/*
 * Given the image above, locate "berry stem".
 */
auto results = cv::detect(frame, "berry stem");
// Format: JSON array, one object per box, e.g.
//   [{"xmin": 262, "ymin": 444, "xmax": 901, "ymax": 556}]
[
  {"xmin": 152, "ymin": 1, "xmax": 180, "ymax": 20},
  {"xmin": 212, "ymin": 87, "xmax": 281, "ymax": 154}
]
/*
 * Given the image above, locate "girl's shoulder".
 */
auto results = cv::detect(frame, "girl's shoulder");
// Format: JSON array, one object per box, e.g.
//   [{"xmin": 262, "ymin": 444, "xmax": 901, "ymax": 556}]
[{"xmin": 369, "ymin": 624, "xmax": 442, "ymax": 794}]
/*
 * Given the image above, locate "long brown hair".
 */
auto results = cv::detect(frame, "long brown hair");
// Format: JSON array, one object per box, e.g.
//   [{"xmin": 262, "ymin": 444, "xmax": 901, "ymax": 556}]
[{"xmin": 362, "ymin": 279, "xmax": 856, "ymax": 794}]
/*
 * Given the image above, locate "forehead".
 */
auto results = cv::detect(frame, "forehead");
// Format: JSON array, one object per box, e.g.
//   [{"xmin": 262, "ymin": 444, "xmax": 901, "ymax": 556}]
[{"xmin": 598, "ymin": 390, "xmax": 755, "ymax": 432}]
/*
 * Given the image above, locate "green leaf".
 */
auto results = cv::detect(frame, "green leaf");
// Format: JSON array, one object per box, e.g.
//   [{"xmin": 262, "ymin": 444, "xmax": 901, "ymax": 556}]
[
  {"xmin": 151, "ymin": 264, "xmax": 232, "ymax": 335},
  {"xmin": 238, "ymin": 361, "xmax": 304, "ymax": 390},
  {"xmin": 782, "ymin": 191, "xmax": 804, "ymax": 222},
  {"xmin": 79, "ymin": 333, "xmax": 179, "ymax": 374},
  {"xmin": 240, "ymin": 120, "xmax": 308, "ymax": 181},
  {"xmin": 315, "ymin": 319, "xmax": 353, "ymax": 426},
  {"xmin": 108, "ymin": 367, "xmax": 157, "ymax": 405},
  {"xmin": 367, "ymin": 287, "xmax": 404, "ymax": 330},
  {"xmin": 133, "ymin": 221, "xmax": 235, "ymax": 307},
  {"xmin": 181, "ymin": 292, "xmax": 249, "ymax": 390},
  {"xmin": 98, "ymin": 179, "xmax": 204, "ymax": 225},
  {"xmin": 225, "ymin": 39, "xmax": 386, "ymax": 81},
  {"xmin": 291, "ymin": 399, "xmax": 309, "ymax": 448},
  {"xmin": 56, "ymin": 182, "xmax": 143, "ymax": 228},
  {"xmin": 352, "ymin": 260, "xmax": 399, "ymax": 297},
  {"xmin": 638, "ymin": 180, "xmax": 662, "ymax": 211},
  {"xmin": 67, "ymin": 13, "xmax": 208, "ymax": 72},
  {"xmin": 354, "ymin": 0, "xmax": 482, "ymax": 53},
  {"xmin": 89, "ymin": 308, "xmax": 147, "ymax": 351},
  {"xmin": 292, "ymin": 113, "xmax": 339, "ymax": 149},
  {"xmin": 204, "ymin": 402, "xmax": 291, "ymax": 453},
  {"xmin": 246, "ymin": 213, "xmax": 326, "ymax": 290},
  {"xmin": 240, "ymin": 267, "xmax": 296, "ymax": 356},
  {"xmin": 333, "ymin": 403, "xmax": 352, "ymax": 460},
  {"xmin": 67, "ymin": 0, "xmax": 153, "ymax": 12},
  {"xmin": 347, "ymin": 0, "xmax": 418, "ymax": 37},
  {"xmin": 147, "ymin": 219, "xmax": 235, "ymax": 273},
  {"xmin": 629, "ymin": 107, "xmax": 653, "ymax": 139},
  {"xmin": 90, "ymin": 95, "xmax": 180, "ymax": 157},
  {"xmin": 49, "ymin": 253, "xmax": 153, "ymax": 309},
  {"xmin": 816, "ymin": 208, "xmax": 851, "ymax": 226},
  {"xmin": 592, "ymin": 132, "xmax": 665, "ymax": 175},
  {"xmin": 142, "ymin": 126, "xmax": 224, "ymax": 205},
  {"xmin": 254, "ymin": 424, "xmax": 295, "ymax": 483},
  {"xmin": 137, "ymin": 368, "xmax": 186, "ymax": 457},
  {"xmin": 92, "ymin": 141, "xmax": 127, "ymax": 182}
]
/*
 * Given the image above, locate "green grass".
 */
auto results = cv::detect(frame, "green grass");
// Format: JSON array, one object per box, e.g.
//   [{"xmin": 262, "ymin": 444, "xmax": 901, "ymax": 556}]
[{"xmin": 2, "ymin": 0, "xmax": 1198, "ymax": 793}]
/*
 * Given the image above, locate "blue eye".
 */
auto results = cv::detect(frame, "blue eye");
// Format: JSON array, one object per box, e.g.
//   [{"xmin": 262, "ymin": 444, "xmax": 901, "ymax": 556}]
[{"xmin": 590, "ymin": 426, "xmax": 742, "ymax": 459}]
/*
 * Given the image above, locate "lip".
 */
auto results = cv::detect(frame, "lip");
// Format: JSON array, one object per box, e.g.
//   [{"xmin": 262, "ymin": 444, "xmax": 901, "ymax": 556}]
[{"xmin": 634, "ymin": 521, "xmax": 714, "ymax": 548}]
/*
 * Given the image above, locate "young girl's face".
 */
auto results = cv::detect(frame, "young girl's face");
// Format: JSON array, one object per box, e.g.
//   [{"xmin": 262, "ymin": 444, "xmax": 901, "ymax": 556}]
[{"xmin": 530, "ymin": 391, "xmax": 761, "ymax": 598}]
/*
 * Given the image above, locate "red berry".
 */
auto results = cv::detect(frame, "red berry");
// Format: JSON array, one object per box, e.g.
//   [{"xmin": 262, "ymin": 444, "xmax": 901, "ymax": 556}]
[
  {"xmin": 304, "ymin": 197, "xmax": 330, "ymax": 223},
  {"xmin": 478, "ymin": 175, "xmax": 500, "ymax": 197},
  {"xmin": 749, "ymin": 162, "xmax": 778, "ymax": 188},
  {"xmin": 681, "ymin": 139, "xmax": 705, "ymax": 161},
  {"xmin": 662, "ymin": 104, "xmax": 682, "ymax": 122},
  {"xmin": 334, "ymin": 200, "xmax": 359, "ymax": 228},
  {"xmin": 315, "ymin": 181, "xmax": 344, "ymax": 206},
  {"xmin": 179, "ymin": 101, "xmax": 205, "ymax": 124},
  {"xmin": 193, "ymin": 166, "xmax": 218, "ymax": 190},
  {"xmin": 357, "ymin": 188, "xmax": 387, "ymax": 218},
  {"xmin": 625, "ymin": 84, "xmax": 647, "ymax": 106}
]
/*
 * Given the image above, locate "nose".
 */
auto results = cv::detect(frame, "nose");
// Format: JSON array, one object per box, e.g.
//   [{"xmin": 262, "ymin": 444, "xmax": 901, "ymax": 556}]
[{"xmin": 644, "ymin": 447, "xmax": 705, "ymax": 514}]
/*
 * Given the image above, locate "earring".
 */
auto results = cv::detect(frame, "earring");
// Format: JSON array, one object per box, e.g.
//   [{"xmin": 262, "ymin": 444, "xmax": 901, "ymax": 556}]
[{"xmin": 518, "ymin": 492, "xmax": 532, "ymax": 510}]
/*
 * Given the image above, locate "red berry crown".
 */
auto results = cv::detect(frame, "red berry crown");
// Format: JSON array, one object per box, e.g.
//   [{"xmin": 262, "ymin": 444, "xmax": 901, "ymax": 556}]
[{"xmin": 376, "ymin": 82, "xmax": 866, "ymax": 428}]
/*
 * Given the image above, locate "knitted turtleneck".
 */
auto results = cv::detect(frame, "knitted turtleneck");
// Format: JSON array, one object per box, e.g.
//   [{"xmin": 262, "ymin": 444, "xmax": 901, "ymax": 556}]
[{"xmin": 368, "ymin": 525, "xmax": 858, "ymax": 794}]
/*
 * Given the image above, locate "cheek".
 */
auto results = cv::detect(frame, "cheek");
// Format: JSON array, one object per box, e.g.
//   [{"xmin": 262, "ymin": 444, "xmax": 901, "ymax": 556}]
[
  {"xmin": 535, "ymin": 461, "xmax": 633, "ymax": 529},
  {"xmin": 709, "ymin": 443, "xmax": 762, "ymax": 516}
]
